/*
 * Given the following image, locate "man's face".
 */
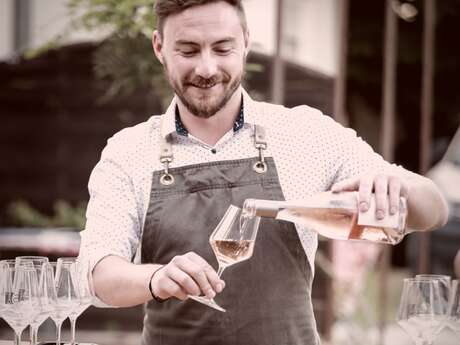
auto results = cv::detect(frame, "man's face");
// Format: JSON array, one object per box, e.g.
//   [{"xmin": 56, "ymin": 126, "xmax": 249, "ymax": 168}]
[{"xmin": 153, "ymin": 2, "xmax": 249, "ymax": 118}]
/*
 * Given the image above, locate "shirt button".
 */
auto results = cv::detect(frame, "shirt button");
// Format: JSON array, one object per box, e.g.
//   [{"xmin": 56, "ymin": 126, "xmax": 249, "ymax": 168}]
[{"xmin": 211, "ymin": 148, "xmax": 217, "ymax": 154}]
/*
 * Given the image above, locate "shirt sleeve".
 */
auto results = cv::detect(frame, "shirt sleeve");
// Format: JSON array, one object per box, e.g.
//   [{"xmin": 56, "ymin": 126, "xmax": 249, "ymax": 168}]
[
  {"xmin": 325, "ymin": 116, "xmax": 412, "ymax": 183},
  {"xmin": 78, "ymin": 134, "xmax": 142, "ymax": 307}
]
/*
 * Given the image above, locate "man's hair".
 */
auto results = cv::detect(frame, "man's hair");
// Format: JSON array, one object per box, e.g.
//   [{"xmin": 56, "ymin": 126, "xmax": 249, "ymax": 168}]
[{"xmin": 154, "ymin": 0, "xmax": 247, "ymax": 36}]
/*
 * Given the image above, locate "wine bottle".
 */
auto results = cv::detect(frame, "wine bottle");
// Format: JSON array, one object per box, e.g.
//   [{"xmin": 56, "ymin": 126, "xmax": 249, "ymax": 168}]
[{"xmin": 242, "ymin": 191, "xmax": 408, "ymax": 245}]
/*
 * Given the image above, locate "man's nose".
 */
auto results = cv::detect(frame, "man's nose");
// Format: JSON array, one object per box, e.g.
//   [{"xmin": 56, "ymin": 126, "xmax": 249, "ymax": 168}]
[{"xmin": 195, "ymin": 52, "xmax": 218, "ymax": 79}]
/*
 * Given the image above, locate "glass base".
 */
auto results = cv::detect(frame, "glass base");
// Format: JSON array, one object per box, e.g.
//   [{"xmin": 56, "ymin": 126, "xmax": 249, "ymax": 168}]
[
  {"xmin": 37, "ymin": 343, "xmax": 99, "ymax": 345},
  {"xmin": 188, "ymin": 295, "xmax": 226, "ymax": 312}
]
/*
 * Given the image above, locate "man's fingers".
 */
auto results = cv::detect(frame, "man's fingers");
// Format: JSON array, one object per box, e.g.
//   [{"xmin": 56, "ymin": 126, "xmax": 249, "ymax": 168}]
[
  {"xmin": 334, "ymin": 173, "xmax": 409, "ymax": 218},
  {"xmin": 161, "ymin": 279, "xmax": 188, "ymax": 301},
  {"xmin": 331, "ymin": 177, "xmax": 360, "ymax": 193},
  {"xmin": 151, "ymin": 267, "xmax": 188, "ymax": 300},
  {"xmin": 174, "ymin": 253, "xmax": 219, "ymax": 298},
  {"xmin": 154, "ymin": 252, "xmax": 225, "ymax": 301},
  {"xmin": 167, "ymin": 265, "xmax": 202, "ymax": 296},
  {"xmin": 358, "ymin": 175, "xmax": 374, "ymax": 212},
  {"xmin": 185, "ymin": 252, "xmax": 225, "ymax": 293},
  {"xmin": 388, "ymin": 176, "xmax": 402, "ymax": 215},
  {"xmin": 374, "ymin": 175, "xmax": 388, "ymax": 219}
]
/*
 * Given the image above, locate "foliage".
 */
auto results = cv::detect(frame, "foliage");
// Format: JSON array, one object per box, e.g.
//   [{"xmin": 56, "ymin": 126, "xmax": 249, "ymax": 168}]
[
  {"xmin": 92, "ymin": 34, "xmax": 171, "ymax": 105},
  {"xmin": 7, "ymin": 200, "xmax": 87, "ymax": 230},
  {"xmin": 66, "ymin": 0, "xmax": 173, "ymax": 105},
  {"xmin": 68, "ymin": 0, "xmax": 156, "ymax": 37}
]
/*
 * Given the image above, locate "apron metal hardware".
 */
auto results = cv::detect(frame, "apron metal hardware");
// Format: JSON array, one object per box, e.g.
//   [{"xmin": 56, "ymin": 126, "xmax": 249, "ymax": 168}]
[
  {"xmin": 159, "ymin": 120, "xmax": 175, "ymax": 185},
  {"xmin": 160, "ymin": 173, "xmax": 175, "ymax": 185},
  {"xmin": 160, "ymin": 159, "xmax": 175, "ymax": 186},
  {"xmin": 253, "ymin": 160, "xmax": 267, "ymax": 174},
  {"xmin": 254, "ymin": 125, "xmax": 268, "ymax": 174}
]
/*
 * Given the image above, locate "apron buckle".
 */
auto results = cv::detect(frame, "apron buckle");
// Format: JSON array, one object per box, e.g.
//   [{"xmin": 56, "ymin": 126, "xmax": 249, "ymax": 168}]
[
  {"xmin": 160, "ymin": 158, "xmax": 175, "ymax": 185},
  {"xmin": 253, "ymin": 145, "xmax": 267, "ymax": 174},
  {"xmin": 253, "ymin": 160, "xmax": 267, "ymax": 174},
  {"xmin": 160, "ymin": 173, "xmax": 175, "ymax": 185}
]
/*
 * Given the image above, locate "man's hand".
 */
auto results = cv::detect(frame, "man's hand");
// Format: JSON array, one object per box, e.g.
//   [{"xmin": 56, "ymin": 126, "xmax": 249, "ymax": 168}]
[
  {"xmin": 151, "ymin": 252, "xmax": 225, "ymax": 301},
  {"xmin": 331, "ymin": 173, "xmax": 410, "ymax": 219}
]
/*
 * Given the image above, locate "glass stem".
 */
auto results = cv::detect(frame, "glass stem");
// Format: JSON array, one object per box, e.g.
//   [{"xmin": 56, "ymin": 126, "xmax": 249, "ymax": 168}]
[
  {"xmin": 31, "ymin": 324, "xmax": 39, "ymax": 345},
  {"xmin": 217, "ymin": 266, "xmax": 226, "ymax": 277},
  {"xmin": 56, "ymin": 321, "xmax": 63, "ymax": 345},
  {"xmin": 70, "ymin": 316, "xmax": 78, "ymax": 345},
  {"xmin": 34, "ymin": 325, "xmax": 40, "ymax": 345},
  {"xmin": 30, "ymin": 325, "xmax": 34, "ymax": 345},
  {"xmin": 14, "ymin": 329, "xmax": 23, "ymax": 345}
]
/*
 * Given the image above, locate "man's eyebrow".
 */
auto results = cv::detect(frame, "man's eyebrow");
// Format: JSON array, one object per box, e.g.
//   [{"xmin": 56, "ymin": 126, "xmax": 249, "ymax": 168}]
[
  {"xmin": 174, "ymin": 37, "xmax": 236, "ymax": 47},
  {"xmin": 213, "ymin": 37, "xmax": 236, "ymax": 45},
  {"xmin": 174, "ymin": 40, "xmax": 200, "ymax": 47}
]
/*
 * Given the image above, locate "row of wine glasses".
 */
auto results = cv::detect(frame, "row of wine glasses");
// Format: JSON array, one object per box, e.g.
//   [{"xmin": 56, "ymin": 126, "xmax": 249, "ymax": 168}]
[
  {"xmin": 0, "ymin": 256, "xmax": 94, "ymax": 345},
  {"xmin": 397, "ymin": 274, "xmax": 460, "ymax": 345}
]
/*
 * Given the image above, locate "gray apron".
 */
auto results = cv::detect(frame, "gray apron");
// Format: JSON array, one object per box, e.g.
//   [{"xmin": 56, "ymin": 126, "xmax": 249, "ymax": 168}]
[{"xmin": 141, "ymin": 124, "xmax": 319, "ymax": 345}]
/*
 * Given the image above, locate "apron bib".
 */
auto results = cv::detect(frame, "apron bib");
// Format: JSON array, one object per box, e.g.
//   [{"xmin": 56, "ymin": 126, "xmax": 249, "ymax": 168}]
[{"xmin": 141, "ymin": 125, "xmax": 319, "ymax": 345}]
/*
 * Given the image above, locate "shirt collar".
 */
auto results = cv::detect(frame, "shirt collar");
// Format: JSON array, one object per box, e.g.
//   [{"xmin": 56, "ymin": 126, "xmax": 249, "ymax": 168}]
[{"xmin": 160, "ymin": 88, "xmax": 256, "ymax": 139}]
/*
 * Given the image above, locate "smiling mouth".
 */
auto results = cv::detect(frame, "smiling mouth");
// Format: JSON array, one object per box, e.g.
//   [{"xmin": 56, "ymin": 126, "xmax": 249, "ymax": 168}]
[{"xmin": 190, "ymin": 83, "xmax": 218, "ymax": 89}]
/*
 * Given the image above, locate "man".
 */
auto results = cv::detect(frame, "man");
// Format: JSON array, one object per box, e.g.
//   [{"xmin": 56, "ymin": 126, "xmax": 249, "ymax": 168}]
[{"xmin": 79, "ymin": 1, "xmax": 448, "ymax": 344}]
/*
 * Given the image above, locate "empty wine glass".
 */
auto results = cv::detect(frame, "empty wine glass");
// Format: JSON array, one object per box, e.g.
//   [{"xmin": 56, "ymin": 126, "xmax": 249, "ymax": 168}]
[
  {"xmin": 0, "ymin": 265, "xmax": 40, "ymax": 345},
  {"xmin": 59, "ymin": 258, "xmax": 94, "ymax": 345},
  {"xmin": 50, "ymin": 261, "xmax": 81, "ymax": 345},
  {"xmin": 447, "ymin": 280, "xmax": 460, "ymax": 339},
  {"xmin": 1, "ymin": 260, "xmax": 36, "ymax": 345},
  {"xmin": 188, "ymin": 204, "xmax": 261, "ymax": 312},
  {"xmin": 397, "ymin": 277, "xmax": 448, "ymax": 345},
  {"xmin": 0, "ymin": 262, "xmax": 17, "ymax": 343},
  {"xmin": 415, "ymin": 274, "xmax": 451, "ymax": 337},
  {"xmin": 415, "ymin": 274, "xmax": 451, "ymax": 299},
  {"xmin": 16, "ymin": 256, "xmax": 49, "ymax": 267},
  {"xmin": 16, "ymin": 256, "xmax": 50, "ymax": 345},
  {"xmin": 0, "ymin": 259, "xmax": 25, "ymax": 269}
]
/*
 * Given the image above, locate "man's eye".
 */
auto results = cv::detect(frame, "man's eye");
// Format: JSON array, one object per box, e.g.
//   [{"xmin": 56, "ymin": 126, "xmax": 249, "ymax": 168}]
[
  {"xmin": 215, "ymin": 48, "xmax": 231, "ymax": 55},
  {"xmin": 181, "ymin": 51, "xmax": 197, "ymax": 57}
]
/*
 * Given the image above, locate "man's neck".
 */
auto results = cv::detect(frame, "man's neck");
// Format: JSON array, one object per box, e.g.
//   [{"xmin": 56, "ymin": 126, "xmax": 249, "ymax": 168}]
[{"xmin": 177, "ymin": 88, "xmax": 243, "ymax": 147}]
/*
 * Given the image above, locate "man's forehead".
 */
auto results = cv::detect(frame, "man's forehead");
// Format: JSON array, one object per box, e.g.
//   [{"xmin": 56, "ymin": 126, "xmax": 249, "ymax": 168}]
[{"xmin": 162, "ymin": 2, "xmax": 243, "ymax": 42}]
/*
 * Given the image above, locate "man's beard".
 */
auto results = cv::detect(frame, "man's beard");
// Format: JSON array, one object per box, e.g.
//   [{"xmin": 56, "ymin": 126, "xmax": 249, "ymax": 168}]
[{"xmin": 164, "ymin": 61, "xmax": 243, "ymax": 119}]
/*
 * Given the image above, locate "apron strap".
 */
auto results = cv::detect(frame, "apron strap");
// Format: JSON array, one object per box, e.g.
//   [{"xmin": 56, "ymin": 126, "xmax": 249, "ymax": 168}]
[
  {"xmin": 158, "ymin": 119, "xmax": 269, "ymax": 185},
  {"xmin": 159, "ymin": 119, "xmax": 175, "ymax": 186}
]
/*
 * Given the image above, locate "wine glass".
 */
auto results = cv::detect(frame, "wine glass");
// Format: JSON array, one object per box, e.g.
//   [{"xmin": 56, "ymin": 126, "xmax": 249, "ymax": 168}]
[
  {"xmin": 16, "ymin": 256, "xmax": 50, "ymax": 345},
  {"xmin": 415, "ymin": 274, "xmax": 451, "ymax": 336},
  {"xmin": 50, "ymin": 261, "xmax": 81, "ymax": 345},
  {"xmin": 415, "ymin": 274, "xmax": 451, "ymax": 299},
  {"xmin": 16, "ymin": 256, "xmax": 49, "ymax": 267},
  {"xmin": 188, "ymin": 204, "xmax": 261, "ymax": 312},
  {"xmin": 447, "ymin": 280, "xmax": 460, "ymax": 338},
  {"xmin": 0, "ymin": 260, "xmax": 36, "ymax": 344},
  {"xmin": 0, "ymin": 265, "xmax": 40, "ymax": 345},
  {"xmin": 397, "ymin": 277, "xmax": 448, "ymax": 345},
  {"xmin": 0, "ymin": 262, "xmax": 15, "ymax": 341},
  {"xmin": 59, "ymin": 258, "xmax": 94, "ymax": 345}
]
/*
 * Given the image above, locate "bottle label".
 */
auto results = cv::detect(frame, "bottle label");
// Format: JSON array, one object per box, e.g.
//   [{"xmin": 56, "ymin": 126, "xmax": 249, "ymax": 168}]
[{"xmin": 357, "ymin": 197, "xmax": 400, "ymax": 229}]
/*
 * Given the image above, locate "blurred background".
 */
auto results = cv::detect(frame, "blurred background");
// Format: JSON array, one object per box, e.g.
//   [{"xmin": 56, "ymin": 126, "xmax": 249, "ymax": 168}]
[{"xmin": 0, "ymin": 0, "xmax": 459, "ymax": 344}]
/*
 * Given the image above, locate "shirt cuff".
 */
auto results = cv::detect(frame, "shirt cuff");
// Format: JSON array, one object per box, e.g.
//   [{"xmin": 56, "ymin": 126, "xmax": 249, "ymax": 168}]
[{"xmin": 78, "ymin": 249, "xmax": 129, "ymax": 308}]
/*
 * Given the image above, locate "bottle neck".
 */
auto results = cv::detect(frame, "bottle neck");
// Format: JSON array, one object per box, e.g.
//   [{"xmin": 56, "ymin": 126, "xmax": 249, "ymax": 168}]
[
  {"xmin": 242, "ymin": 199, "xmax": 283, "ymax": 218},
  {"xmin": 243, "ymin": 192, "xmax": 359, "ymax": 218}
]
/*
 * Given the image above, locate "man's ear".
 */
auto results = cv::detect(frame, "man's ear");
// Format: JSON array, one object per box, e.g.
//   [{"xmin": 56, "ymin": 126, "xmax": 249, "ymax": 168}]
[
  {"xmin": 152, "ymin": 30, "xmax": 164, "ymax": 65},
  {"xmin": 243, "ymin": 29, "xmax": 250, "ymax": 59}
]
